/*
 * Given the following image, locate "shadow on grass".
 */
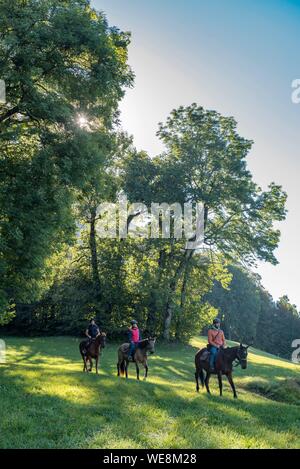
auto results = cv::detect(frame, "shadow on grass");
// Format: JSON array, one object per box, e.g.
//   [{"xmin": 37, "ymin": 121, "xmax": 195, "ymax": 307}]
[{"xmin": 1, "ymin": 337, "xmax": 299, "ymax": 448}]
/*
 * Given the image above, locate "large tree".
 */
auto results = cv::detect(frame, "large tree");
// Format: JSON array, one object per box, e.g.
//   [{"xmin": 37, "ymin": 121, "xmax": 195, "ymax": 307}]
[
  {"xmin": 154, "ymin": 104, "xmax": 287, "ymax": 339},
  {"xmin": 0, "ymin": 0, "xmax": 133, "ymax": 322}
]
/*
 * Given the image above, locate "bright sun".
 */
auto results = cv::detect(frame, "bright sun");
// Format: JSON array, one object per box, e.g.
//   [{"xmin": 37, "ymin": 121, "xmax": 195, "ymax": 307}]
[{"xmin": 77, "ymin": 115, "xmax": 88, "ymax": 128}]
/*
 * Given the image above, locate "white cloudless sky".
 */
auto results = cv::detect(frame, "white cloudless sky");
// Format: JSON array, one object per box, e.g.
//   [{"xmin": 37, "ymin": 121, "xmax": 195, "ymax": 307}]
[{"xmin": 93, "ymin": 0, "xmax": 300, "ymax": 308}]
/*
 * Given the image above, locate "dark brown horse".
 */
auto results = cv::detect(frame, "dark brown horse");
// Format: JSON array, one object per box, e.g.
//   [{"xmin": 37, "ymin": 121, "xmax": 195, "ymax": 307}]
[
  {"xmin": 79, "ymin": 332, "xmax": 106, "ymax": 374},
  {"xmin": 117, "ymin": 338, "xmax": 156, "ymax": 380},
  {"xmin": 195, "ymin": 344, "xmax": 251, "ymax": 398}
]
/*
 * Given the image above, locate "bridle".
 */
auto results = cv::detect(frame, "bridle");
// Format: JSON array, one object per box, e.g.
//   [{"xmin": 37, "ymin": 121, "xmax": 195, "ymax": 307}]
[
  {"xmin": 233, "ymin": 347, "xmax": 247, "ymax": 367},
  {"xmin": 145, "ymin": 338, "xmax": 155, "ymax": 354}
]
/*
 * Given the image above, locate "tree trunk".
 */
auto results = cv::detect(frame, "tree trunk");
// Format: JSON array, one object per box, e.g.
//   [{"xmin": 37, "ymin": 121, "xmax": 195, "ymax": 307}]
[
  {"xmin": 89, "ymin": 207, "xmax": 102, "ymax": 310},
  {"xmin": 175, "ymin": 262, "xmax": 191, "ymax": 340},
  {"xmin": 162, "ymin": 204, "xmax": 208, "ymax": 341},
  {"xmin": 163, "ymin": 249, "xmax": 194, "ymax": 340},
  {"xmin": 146, "ymin": 248, "xmax": 167, "ymax": 333}
]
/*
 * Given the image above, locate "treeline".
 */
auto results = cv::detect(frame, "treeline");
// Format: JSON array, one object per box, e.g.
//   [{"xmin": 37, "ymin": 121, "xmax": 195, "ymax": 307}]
[
  {"xmin": 4, "ymin": 261, "xmax": 300, "ymax": 359},
  {"xmin": 0, "ymin": 1, "xmax": 296, "ymax": 358},
  {"xmin": 205, "ymin": 266, "xmax": 300, "ymax": 359}
]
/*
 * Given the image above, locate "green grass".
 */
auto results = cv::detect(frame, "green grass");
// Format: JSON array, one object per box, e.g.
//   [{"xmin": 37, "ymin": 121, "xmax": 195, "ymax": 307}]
[{"xmin": 0, "ymin": 335, "xmax": 300, "ymax": 449}]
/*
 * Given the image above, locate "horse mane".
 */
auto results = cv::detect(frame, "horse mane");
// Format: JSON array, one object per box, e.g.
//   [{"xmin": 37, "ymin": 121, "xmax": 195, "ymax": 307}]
[
  {"xmin": 95, "ymin": 333, "xmax": 106, "ymax": 344},
  {"xmin": 137, "ymin": 339, "xmax": 149, "ymax": 349},
  {"xmin": 221, "ymin": 345, "xmax": 240, "ymax": 360}
]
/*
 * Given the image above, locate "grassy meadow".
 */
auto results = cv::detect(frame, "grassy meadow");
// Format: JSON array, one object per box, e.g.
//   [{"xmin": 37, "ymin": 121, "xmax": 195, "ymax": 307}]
[{"xmin": 0, "ymin": 336, "xmax": 299, "ymax": 449}]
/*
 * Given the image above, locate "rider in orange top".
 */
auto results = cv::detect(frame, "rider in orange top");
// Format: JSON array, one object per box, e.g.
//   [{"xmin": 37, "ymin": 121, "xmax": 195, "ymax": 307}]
[{"xmin": 208, "ymin": 318, "xmax": 226, "ymax": 371}]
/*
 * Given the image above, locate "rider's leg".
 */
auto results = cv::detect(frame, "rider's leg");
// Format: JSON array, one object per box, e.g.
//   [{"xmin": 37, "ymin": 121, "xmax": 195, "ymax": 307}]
[
  {"xmin": 128, "ymin": 341, "xmax": 135, "ymax": 360},
  {"xmin": 83, "ymin": 338, "xmax": 91, "ymax": 354},
  {"xmin": 209, "ymin": 346, "xmax": 218, "ymax": 371}
]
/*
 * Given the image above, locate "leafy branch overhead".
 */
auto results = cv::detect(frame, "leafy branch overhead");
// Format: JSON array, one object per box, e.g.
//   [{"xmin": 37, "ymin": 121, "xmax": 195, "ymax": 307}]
[{"xmin": 0, "ymin": 2, "xmax": 293, "ymax": 355}]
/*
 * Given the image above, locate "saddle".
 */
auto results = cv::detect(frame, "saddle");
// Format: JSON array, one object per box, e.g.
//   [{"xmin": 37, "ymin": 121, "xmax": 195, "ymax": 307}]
[
  {"xmin": 83, "ymin": 338, "xmax": 95, "ymax": 354},
  {"xmin": 199, "ymin": 348, "xmax": 210, "ymax": 362}
]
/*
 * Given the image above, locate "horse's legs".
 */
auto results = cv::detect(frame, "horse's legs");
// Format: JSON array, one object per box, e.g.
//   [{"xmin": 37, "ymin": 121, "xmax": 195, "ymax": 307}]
[
  {"xmin": 135, "ymin": 362, "xmax": 140, "ymax": 380},
  {"xmin": 195, "ymin": 367, "xmax": 200, "ymax": 392},
  {"xmin": 143, "ymin": 360, "xmax": 148, "ymax": 380},
  {"xmin": 125, "ymin": 360, "xmax": 129, "ymax": 379},
  {"xmin": 88, "ymin": 357, "xmax": 92, "ymax": 372},
  {"xmin": 117, "ymin": 362, "xmax": 120, "ymax": 377},
  {"xmin": 226, "ymin": 371, "xmax": 237, "ymax": 398},
  {"xmin": 82, "ymin": 354, "xmax": 87, "ymax": 372},
  {"xmin": 204, "ymin": 370, "xmax": 211, "ymax": 394},
  {"xmin": 95, "ymin": 355, "xmax": 99, "ymax": 374},
  {"xmin": 217, "ymin": 371, "xmax": 223, "ymax": 396}
]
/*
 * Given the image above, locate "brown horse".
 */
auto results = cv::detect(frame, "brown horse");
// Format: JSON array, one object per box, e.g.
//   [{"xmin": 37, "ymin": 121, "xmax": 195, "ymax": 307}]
[
  {"xmin": 117, "ymin": 338, "xmax": 156, "ymax": 380},
  {"xmin": 195, "ymin": 344, "xmax": 251, "ymax": 398},
  {"xmin": 79, "ymin": 332, "xmax": 106, "ymax": 374}
]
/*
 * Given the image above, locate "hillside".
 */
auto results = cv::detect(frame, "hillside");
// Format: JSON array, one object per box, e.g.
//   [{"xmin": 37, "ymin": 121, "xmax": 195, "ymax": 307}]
[{"xmin": 0, "ymin": 336, "xmax": 299, "ymax": 449}]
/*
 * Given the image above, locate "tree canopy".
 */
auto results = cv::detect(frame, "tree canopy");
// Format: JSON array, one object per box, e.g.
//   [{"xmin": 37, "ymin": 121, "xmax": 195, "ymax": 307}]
[
  {"xmin": 0, "ymin": 1, "xmax": 298, "ymax": 360},
  {"xmin": 0, "ymin": 0, "xmax": 133, "ymax": 321}
]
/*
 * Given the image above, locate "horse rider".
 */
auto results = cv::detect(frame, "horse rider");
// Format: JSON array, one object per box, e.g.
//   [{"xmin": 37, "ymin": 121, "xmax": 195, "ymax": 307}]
[
  {"xmin": 208, "ymin": 317, "xmax": 226, "ymax": 371},
  {"xmin": 127, "ymin": 319, "xmax": 141, "ymax": 361},
  {"xmin": 83, "ymin": 318, "xmax": 100, "ymax": 354}
]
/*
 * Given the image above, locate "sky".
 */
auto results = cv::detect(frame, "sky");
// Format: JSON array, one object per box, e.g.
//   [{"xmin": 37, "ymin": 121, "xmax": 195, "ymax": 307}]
[{"xmin": 92, "ymin": 0, "xmax": 300, "ymax": 308}]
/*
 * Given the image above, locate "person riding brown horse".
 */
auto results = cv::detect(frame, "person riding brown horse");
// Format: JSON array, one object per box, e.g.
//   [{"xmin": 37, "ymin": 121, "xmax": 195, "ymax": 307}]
[
  {"xmin": 195, "ymin": 342, "xmax": 251, "ymax": 398},
  {"xmin": 79, "ymin": 319, "xmax": 106, "ymax": 374},
  {"xmin": 207, "ymin": 317, "xmax": 226, "ymax": 371},
  {"xmin": 117, "ymin": 337, "xmax": 156, "ymax": 380}
]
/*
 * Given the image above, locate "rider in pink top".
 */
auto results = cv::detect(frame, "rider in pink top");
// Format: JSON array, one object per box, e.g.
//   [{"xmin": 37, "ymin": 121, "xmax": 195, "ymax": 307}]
[
  {"xmin": 128, "ymin": 320, "xmax": 141, "ymax": 360},
  {"xmin": 131, "ymin": 327, "xmax": 140, "ymax": 343}
]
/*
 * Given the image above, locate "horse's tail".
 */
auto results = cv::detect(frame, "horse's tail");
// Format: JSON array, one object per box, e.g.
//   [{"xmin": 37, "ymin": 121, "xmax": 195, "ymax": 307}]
[{"xmin": 119, "ymin": 359, "xmax": 126, "ymax": 377}]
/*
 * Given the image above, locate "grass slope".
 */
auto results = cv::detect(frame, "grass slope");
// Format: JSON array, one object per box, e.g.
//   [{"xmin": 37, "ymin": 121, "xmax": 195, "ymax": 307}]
[{"xmin": 0, "ymin": 336, "xmax": 299, "ymax": 449}]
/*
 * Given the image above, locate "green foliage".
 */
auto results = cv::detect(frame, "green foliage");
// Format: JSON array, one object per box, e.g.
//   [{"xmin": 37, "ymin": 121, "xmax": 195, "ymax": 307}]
[
  {"xmin": 0, "ymin": 5, "xmax": 293, "ymax": 358},
  {"xmin": 0, "ymin": 0, "xmax": 133, "ymax": 320},
  {"xmin": 156, "ymin": 104, "xmax": 287, "ymax": 265},
  {"xmin": 206, "ymin": 265, "xmax": 300, "ymax": 358},
  {"xmin": 206, "ymin": 265, "xmax": 261, "ymax": 342},
  {"xmin": 256, "ymin": 294, "xmax": 300, "ymax": 358}
]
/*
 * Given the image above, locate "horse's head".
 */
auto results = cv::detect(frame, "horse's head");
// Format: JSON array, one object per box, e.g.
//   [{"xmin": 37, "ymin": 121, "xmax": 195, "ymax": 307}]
[
  {"xmin": 99, "ymin": 332, "xmax": 106, "ymax": 348},
  {"xmin": 146, "ymin": 337, "xmax": 156, "ymax": 354},
  {"xmin": 236, "ymin": 343, "xmax": 251, "ymax": 369}
]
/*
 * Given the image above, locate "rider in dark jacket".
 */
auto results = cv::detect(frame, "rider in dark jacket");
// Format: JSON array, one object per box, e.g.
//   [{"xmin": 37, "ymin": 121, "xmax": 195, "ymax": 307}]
[
  {"xmin": 83, "ymin": 319, "xmax": 100, "ymax": 353},
  {"xmin": 86, "ymin": 319, "xmax": 100, "ymax": 339}
]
